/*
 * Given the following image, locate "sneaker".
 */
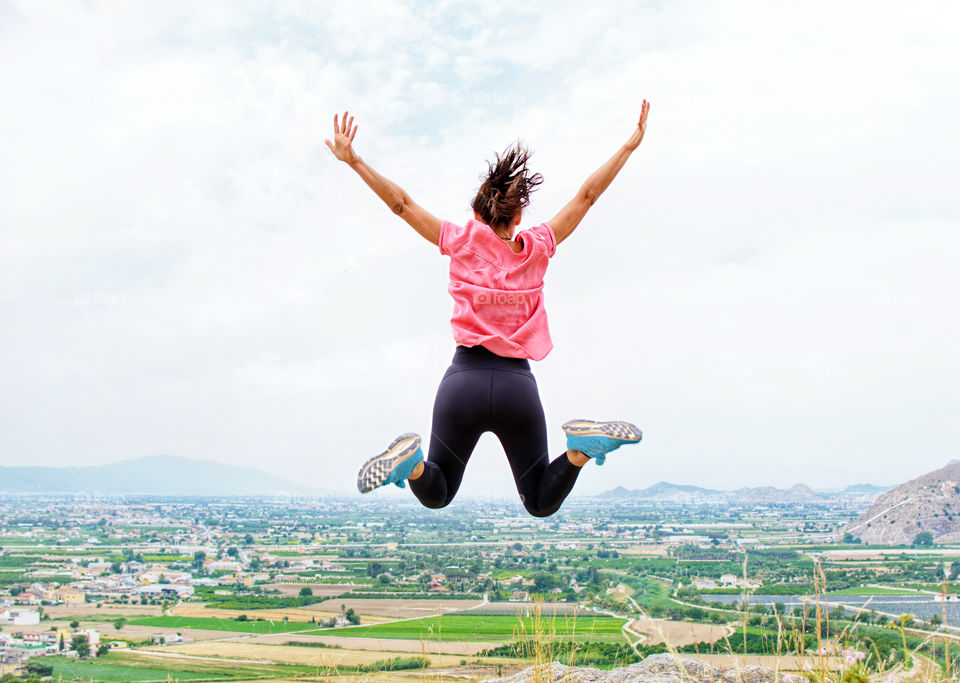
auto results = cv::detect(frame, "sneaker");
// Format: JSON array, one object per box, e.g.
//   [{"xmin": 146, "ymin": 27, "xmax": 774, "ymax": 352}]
[
  {"xmin": 356, "ymin": 433, "xmax": 424, "ymax": 493},
  {"xmin": 561, "ymin": 419, "xmax": 642, "ymax": 466}
]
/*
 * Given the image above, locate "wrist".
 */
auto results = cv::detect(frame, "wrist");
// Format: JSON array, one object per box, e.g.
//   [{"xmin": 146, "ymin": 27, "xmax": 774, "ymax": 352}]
[{"xmin": 347, "ymin": 155, "xmax": 363, "ymax": 169}]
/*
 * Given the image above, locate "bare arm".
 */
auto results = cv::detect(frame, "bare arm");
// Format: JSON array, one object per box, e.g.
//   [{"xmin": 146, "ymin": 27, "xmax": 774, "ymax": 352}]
[
  {"xmin": 325, "ymin": 111, "xmax": 441, "ymax": 246},
  {"xmin": 548, "ymin": 100, "xmax": 650, "ymax": 245}
]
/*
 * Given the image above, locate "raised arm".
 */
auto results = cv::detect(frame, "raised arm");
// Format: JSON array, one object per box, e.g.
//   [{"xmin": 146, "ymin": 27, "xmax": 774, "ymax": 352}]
[
  {"xmin": 548, "ymin": 101, "xmax": 650, "ymax": 245},
  {"xmin": 325, "ymin": 111, "xmax": 441, "ymax": 246}
]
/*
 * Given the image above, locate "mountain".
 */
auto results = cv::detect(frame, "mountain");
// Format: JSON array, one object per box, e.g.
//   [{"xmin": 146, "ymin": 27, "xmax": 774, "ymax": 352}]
[
  {"xmin": 598, "ymin": 481, "xmax": 886, "ymax": 503},
  {"xmin": 732, "ymin": 483, "xmax": 826, "ymax": 504},
  {"xmin": 598, "ymin": 481, "xmax": 727, "ymax": 503},
  {"xmin": 0, "ymin": 455, "xmax": 315, "ymax": 495},
  {"xmin": 839, "ymin": 483, "xmax": 892, "ymax": 496},
  {"xmin": 844, "ymin": 463, "xmax": 960, "ymax": 544}
]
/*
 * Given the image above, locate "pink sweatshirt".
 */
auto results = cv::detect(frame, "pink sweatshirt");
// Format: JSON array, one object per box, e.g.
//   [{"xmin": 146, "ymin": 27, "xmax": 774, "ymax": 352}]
[{"xmin": 439, "ymin": 218, "xmax": 556, "ymax": 361}]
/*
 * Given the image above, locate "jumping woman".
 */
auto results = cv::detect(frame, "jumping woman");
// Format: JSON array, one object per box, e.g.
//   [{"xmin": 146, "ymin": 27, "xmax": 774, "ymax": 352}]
[{"xmin": 325, "ymin": 102, "xmax": 650, "ymax": 517}]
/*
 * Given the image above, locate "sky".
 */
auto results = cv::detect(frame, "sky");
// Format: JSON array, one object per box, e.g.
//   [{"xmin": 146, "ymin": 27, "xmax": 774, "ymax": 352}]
[{"xmin": 1, "ymin": 0, "xmax": 958, "ymax": 500}]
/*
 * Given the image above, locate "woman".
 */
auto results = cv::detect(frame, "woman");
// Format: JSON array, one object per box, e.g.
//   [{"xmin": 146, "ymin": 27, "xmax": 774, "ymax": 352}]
[{"xmin": 325, "ymin": 102, "xmax": 650, "ymax": 517}]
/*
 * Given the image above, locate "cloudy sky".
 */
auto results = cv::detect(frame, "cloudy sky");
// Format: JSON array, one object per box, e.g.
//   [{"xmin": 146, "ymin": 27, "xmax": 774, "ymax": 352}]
[{"xmin": 2, "ymin": 0, "xmax": 958, "ymax": 501}]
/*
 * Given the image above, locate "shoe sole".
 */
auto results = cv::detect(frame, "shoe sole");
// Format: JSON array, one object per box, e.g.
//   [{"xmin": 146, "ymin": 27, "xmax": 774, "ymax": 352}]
[
  {"xmin": 356, "ymin": 433, "xmax": 422, "ymax": 493},
  {"xmin": 561, "ymin": 419, "xmax": 642, "ymax": 442}
]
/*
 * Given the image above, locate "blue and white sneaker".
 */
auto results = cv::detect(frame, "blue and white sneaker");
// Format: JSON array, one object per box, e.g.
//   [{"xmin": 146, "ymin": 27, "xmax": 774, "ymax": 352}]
[
  {"xmin": 562, "ymin": 419, "xmax": 642, "ymax": 466},
  {"xmin": 356, "ymin": 433, "xmax": 424, "ymax": 493}
]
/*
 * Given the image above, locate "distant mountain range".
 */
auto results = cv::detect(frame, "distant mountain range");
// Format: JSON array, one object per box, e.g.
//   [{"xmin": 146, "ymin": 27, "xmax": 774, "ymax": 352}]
[
  {"xmin": 599, "ymin": 481, "xmax": 891, "ymax": 503},
  {"xmin": 0, "ymin": 455, "xmax": 316, "ymax": 495}
]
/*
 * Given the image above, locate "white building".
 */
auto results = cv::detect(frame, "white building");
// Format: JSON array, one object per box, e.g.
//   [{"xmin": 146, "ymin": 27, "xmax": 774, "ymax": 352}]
[
  {"xmin": 0, "ymin": 608, "xmax": 40, "ymax": 625},
  {"xmin": 134, "ymin": 583, "xmax": 195, "ymax": 599}
]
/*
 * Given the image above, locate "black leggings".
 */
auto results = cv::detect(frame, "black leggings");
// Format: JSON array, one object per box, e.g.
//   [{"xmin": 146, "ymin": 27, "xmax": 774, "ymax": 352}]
[{"xmin": 409, "ymin": 345, "xmax": 581, "ymax": 517}]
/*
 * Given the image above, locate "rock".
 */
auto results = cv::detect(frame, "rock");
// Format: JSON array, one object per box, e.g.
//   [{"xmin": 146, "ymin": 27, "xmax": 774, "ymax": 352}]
[{"xmin": 486, "ymin": 654, "xmax": 783, "ymax": 683}]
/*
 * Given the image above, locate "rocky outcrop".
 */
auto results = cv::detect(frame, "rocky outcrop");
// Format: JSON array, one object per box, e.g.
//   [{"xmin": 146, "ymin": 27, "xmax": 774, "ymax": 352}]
[
  {"xmin": 488, "ymin": 654, "xmax": 791, "ymax": 683},
  {"xmin": 845, "ymin": 463, "xmax": 960, "ymax": 545}
]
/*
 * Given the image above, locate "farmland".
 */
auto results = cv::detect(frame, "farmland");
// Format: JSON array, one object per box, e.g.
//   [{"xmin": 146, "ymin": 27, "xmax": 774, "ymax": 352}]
[{"xmin": 5, "ymin": 493, "xmax": 960, "ymax": 680}]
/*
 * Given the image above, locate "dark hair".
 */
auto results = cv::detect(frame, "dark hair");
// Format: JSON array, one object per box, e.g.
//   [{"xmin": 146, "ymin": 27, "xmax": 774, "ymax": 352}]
[{"xmin": 471, "ymin": 142, "xmax": 543, "ymax": 228}]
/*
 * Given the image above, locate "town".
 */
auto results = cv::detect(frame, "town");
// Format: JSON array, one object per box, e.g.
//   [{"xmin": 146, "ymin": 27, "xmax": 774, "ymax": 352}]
[{"xmin": 2, "ymin": 489, "xmax": 960, "ymax": 681}]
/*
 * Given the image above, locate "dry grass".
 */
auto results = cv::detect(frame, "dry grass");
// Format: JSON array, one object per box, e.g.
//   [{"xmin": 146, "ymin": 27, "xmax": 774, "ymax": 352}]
[
  {"xmin": 43, "ymin": 603, "xmax": 165, "ymax": 618},
  {"xmin": 619, "ymin": 545, "xmax": 671, "ymax": 556},
  {"xmin": 248, "ymin": 633, "xmax": 497, "ymax": 655},
  {"xmin": 168, "ymin": 602, "xmax": 394, "ymax": 624},
  {"xmin": 309, "ymin": 598, "xmax": 484, "ymax": 618},
  {"xmin": 169, "ymin": 602, "xmax": 340, "ymax": 622},
  {"xmin": 627, "ymin": 618, "xmax": 729, "ymax": 647},
  {"xmin": 144, "ymin": 640, "xmax": 486, "ymax": 667}
]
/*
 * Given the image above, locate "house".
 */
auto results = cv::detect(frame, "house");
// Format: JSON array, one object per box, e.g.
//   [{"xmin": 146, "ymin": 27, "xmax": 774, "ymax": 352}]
[
  {"xmin": 13, "ymin": 590, "xmax": 44, "ymax": 606},
  {"xmin": 78, "ymin": 629, "xmax": 101, "ymax": 646},
  {"xmin": 509, "ymin": 591, "xmax": 530, "ymax": 602},
  {"xmin": 53, "ymin": 586, "xmax": 86, "ymax": 604},
  {"xmin": 0, "ymin": 608, "xmax": 40, "ymax": 625},
  {"xmin": 153, "ymin": 632, "xmax": 191, "ymax": 644},
  {"xmin": 134, "ymin": 584, "xmax": 195, "ymax": 599},
  {"xmin": 718, "ymin": 573, "xmax": 760, "ymax": 589},
  {"xmin": 204, "ymin": 560, "xmax": 243, "ymax": 572},
  {"xmin": 719, "ymin": 574, "xmax": 739, "ymax": 586}
]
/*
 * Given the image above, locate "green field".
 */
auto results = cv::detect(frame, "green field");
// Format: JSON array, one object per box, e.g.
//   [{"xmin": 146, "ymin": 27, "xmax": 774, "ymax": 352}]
[
  {"xmin": 318, "ymin": 614, "xmax": 627, "ymax": 643},
  {"xmin": 829, "ymin": 586, "xmax": 924, "ymax": 596},
  {"xmin": 128, "ymin": 615, "xmax": 315, "ymax": 634},
  {"xmin": 41, "ymin": 653, "xmax": 315, "ymax": 682}
]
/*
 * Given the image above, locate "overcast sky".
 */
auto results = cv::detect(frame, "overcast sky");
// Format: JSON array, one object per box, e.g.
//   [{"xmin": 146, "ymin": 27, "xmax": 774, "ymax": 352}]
[{"xmin": 2, "ymin": 0, "xmax": 958, "ymax": 501}]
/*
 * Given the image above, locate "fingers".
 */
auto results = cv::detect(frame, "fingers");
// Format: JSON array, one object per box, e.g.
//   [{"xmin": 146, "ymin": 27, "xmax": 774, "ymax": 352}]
[
  {"xmin": 349, "ymin": 125, "xmax": 358, "ymax": 143},
  {"xmin": 333, "ymin": 113, "xmax": 338, "ymax": 133},
  {"xmin": 324, "ymin": 139, "xmax": 334, "ymax": 152},
  {"xmin": 341, "ymin": 110, "xmax": 349, "ymax": 134},
  {"xmin": 638, "ymin": 100, "xmax": 650, "ymax": 130}
]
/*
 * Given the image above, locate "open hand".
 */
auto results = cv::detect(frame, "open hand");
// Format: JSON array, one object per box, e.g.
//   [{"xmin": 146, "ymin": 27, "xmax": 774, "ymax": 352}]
[
  {"xmin": 624, "ymin": 100, "xmax": 650, "ymax": 151},
  {"xmin": 325, "ymin": 111, "xmax": 359, "ymax": 164}
]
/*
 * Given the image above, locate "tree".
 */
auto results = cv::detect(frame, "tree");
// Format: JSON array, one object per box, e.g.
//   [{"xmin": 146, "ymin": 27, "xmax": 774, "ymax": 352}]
[
  {"xmin": 345, "ymin": 608, "xmax": 360, "ymax": 625},
  {"xmin": 299, "ymin": 586, "xmax": 313, "ymax": 597},
  {"xmin": 71, "ymin": 634, "xmax": 90, "ymax": 658},
  {"xmin": 913, "ymin": 532, "xmax": 934, "ymax": 547},
  {"xmin": 227, "ymin": 547, "xmax": 239, "ymax": 558},
  {"xmin": 244, "ymin": 533, "xmax": 255, "ymax": 545},
  {"xmin": 192, "ymin": 550, "xmax": 207, "ymax": 570},
  {"xmin": 113, "ymin": 617, "xmax": 126, "ymax": 630},
  {"xmin": 96, "ymin": 643, "xmax": 109, "ymax": 656},
  {"xmin": 25, "ymin": 662, "xmax": 54, "ymax": 677},
  {"xmin": 69, "ymin": 620, "xmax": 79, "ymax": 629}
]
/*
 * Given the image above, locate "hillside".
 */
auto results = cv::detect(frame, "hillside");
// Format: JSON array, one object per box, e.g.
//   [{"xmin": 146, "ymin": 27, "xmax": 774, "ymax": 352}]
[
  {"xmin": 845, "ymin": 463, "xmax": 960, "ymax": 544},
  {"xmin": 0, "ymin": 455, "xmax": 315, "ymax": 495}
]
